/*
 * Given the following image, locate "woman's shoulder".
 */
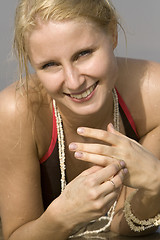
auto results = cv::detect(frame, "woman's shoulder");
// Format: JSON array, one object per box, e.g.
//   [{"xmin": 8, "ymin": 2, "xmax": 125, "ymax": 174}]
[
  {"xmin": 0, "ymin": 75, "xmax": 51, "ymax": 119},
  {"xmin": 117, "ymin": 57, "xmax": 160, "ymax": 84},
  {"xmin": 116, "ymin": 57, "xmax": 160, "ymax": 98},
  {"xmin": 0, "ymin": 76, "xmax": 52, "ymax": 155},
  {"xmin": 116, "ymin": 57, "xmax": 160, "ymax": 137},
  {"xmin": 0, "ymin": 81, "xmax": 36, "ymax": 149},
  {"xmin": 0, "ymin": 82, "xmax": 21, "ymax": 121}
]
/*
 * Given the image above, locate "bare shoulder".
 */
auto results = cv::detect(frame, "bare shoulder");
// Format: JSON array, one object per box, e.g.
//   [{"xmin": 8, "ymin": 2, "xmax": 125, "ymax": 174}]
[
  {"xmin": 0, "ymin": 80, "xmax": 39, "ymax": 149},
  {"xmin": 0, "ymin": 82, "xmax": 30, "ymax": 149},
  {"xmin": 0, "ymin": 82, "xmax": 20, "ymax": 119},
  {"xmin": 116, "ymin": 57, "xmax": 160, "ymax": 95},
  {"xmin": 0, "ymin": 79, "xmax": 51, "ymax": 239},
  {"xmin": 0, "ymin": 76, "xmax": 53, "ymax": 173},
  {"xmin": 116, "ymin": 57, "xmax": 160, "ymax": 137},
  {"xmin": 0, "ymin": 77, "xmax": 52, "ymax": 153},
  {"xmin": 0, "ymin": 79, "xmax": 39, "ymax": 122}
]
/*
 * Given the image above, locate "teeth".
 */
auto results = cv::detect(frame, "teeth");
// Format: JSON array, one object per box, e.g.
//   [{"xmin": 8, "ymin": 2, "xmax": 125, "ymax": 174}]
[
  {"xmin": 70, "ymin": 84, "xmax": 96, "ymax": 100},
  {"xmin": 82, "ymin": 91, "xmax": 88, "ymax": 98}
]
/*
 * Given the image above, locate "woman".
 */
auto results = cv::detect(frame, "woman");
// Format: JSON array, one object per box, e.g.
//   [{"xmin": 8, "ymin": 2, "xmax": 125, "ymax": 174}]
[{"xmin": 0, "ymin": 0, "xmax": 160, "ymax": 239}]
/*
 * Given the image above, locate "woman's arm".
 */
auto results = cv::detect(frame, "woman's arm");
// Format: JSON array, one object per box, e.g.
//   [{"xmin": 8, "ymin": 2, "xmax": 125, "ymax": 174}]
[
  {"xmin": 0, "ymin": 86, "xmax": 73, "ymax": 240},
  {"xmin": 0, "ymin": 85, "xmax": 126, "ymax": 240},
  {"xmin": 111, "ymin": 125, "xmax": 160, "ymax": 236}
]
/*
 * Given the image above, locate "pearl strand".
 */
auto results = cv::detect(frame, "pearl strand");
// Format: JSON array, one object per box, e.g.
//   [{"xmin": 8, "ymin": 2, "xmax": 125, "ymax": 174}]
[
  {"xmin": 53, "ymin": 88, "xmax": 120, "ymax": 236},
  {"xmin": 53, "ymin": 100, "xmax": 66, "ymax": 192},
  {"xmin": 112, "ymin": 88, "xmax": 119, "ymax": 131}
]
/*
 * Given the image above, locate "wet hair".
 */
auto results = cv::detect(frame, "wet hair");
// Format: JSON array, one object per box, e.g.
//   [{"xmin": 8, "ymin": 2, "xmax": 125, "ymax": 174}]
[{"xmin": 14, "ymin": 0, "xmax": 119, "ymax": 90}]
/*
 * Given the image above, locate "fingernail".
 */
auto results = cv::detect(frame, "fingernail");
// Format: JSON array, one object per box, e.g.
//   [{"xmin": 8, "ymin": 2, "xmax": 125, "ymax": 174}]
[
  {"xmin": 123, "ymin": 168, "xmax": 128, "ymax": 174},
  {"xmin": 77, "ymin": 127, "xmax": 85, "ymax": 134},
  {"xmin": 75, "ymin": 152, "xmax": 83, "ymax": 158},
  {"xmin": 120, "ymin": 160, "xmax": 126, "ymax": 168},
  {"xmin": 109, "ymin": 123, "xmax": 114, "ymax": 129},
  {"xmin": 69, "ymin": 143, "xmax": 77, "ymax": 150}
]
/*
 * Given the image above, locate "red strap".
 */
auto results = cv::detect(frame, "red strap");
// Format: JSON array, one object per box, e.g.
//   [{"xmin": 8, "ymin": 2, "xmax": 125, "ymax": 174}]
[
  {"xmin": 40, "ymin": 104, "xmax": 57, "ymax": 164},
  {"xmin": 115, "ymin": 88, "xmax": 139, "ymax": 138}
]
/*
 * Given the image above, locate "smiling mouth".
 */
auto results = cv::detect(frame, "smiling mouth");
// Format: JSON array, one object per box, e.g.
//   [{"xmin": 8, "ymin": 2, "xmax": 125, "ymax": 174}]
[{"xmin": 65, "ymin": 81, "xmax": 98, "ymax": 100}]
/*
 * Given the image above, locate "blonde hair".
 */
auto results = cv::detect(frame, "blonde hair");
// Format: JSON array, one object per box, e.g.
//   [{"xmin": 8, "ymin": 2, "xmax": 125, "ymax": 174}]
[{"xmin": 14, "ymin": 0, "xmax": 119, "ymax": 90}]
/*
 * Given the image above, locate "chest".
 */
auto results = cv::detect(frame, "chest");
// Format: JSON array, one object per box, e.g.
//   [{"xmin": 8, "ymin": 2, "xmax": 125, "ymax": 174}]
[{"xmin": 65, "ymin": 149, "xmax": 93, "ymax": 182}]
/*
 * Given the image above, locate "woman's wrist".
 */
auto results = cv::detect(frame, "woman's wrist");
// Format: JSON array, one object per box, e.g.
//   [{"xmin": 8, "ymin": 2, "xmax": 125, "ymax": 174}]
[
  {"xmin": 130, "ymin": 160, "xmax": 160, "ymax": 220},
  {"xmin": 46, "ymin": 192, "xmax": 88, "ymax": 234},
  {"xmin": 124, "ymin": 190, "xmax": 160, "ymax": 232},
  {"xmin": 43, "ymin": 197, "xmax": 75, "ymax": 236},
  {"xmin": 143, "ymin": 158, "xmax": 160, "ymax": 195},
  {"xmin": 132, "ymin": 188, "xmax": 160, "ymax": 219}
]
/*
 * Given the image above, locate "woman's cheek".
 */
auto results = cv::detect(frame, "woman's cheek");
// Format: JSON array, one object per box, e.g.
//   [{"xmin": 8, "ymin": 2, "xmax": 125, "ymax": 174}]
[
  {"xmin": 78, "ymin": 57, "xmax": 107, "ymax": 79},
  {"xmin": 36, "ymin": 71, "xmax": 63, "ymax": 94},
  {"xmin": 85, "ymin": 52, "xmax": 117, "ymax": 80}
]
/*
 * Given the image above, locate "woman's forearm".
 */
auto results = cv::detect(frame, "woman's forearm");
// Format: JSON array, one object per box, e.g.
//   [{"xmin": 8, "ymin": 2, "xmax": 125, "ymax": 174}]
[
  {"xmin": 8, "ymin": 200, "xmax": 73, "ymax": 240},
  {"xmin": 9, "ymin": 220, "xmax": 70, "ymax": 240}
]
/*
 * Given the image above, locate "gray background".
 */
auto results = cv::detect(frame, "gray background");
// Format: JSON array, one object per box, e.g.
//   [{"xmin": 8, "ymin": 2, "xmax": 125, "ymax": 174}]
[{"xmin": 0, "ymin": 0, "xmax": 160, "ymax": 91}]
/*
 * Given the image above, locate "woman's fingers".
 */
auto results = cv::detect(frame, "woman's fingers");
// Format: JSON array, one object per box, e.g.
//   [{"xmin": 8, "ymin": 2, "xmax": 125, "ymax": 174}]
[
  {"xmin": 68, "ymin": 125, "xmax": 125, "ymax": 158},
  {"xmin": 75, "ymin": 151, "xmax": 114, "ymax": 165},
  {"xmin": 77, "ymin": 126, "xmax": 121, "ymax": 145},
  {"xmin": 97, "ymin": 168, "xmax": 126, "ymax": 197},
  {"xmin": 69, "ymin": 124, "xmax": 138, "ymax": 162},
  {"xmin": 62, "ymin": 163, "xmax": 127, "ymax": 221},
  {"xmin": 69, "ymin": 142, "xmax": 117, "ymax": 158},
  {"xmin": 85, "ymin": 163, "xmax": 126, "ymax": 187},
  {"xmin": 82, "ymin": 166, "xmax": 126, "ymax": 214},
  {"xmin": 80, "ymin": 165, "xmax": 103, "ymax": 176},
  {"xmin": 102, "ymin": 168, "xmax": 126, "ymax": 195},
  {"xmin": 74, "ymin": 151, "xmax": 126, "ymax": 168}
]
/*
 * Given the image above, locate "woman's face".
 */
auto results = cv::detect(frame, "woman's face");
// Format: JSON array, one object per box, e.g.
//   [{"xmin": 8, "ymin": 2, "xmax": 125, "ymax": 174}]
[{"xmin": 28, "ymin": 19, "xmax": 118, "ymax": 116}]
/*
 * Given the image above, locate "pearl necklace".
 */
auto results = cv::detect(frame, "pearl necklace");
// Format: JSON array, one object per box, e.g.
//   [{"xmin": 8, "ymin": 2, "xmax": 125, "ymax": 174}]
[{"xmin": 53, "ymin": 88, "xmax": 119, "ymax": 237}]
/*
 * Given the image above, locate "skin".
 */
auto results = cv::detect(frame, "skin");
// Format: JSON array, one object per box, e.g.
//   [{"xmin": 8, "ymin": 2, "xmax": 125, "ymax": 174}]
[{"xmin": 0, "ymin": 19, "xmax": 160, "ymax": 240}]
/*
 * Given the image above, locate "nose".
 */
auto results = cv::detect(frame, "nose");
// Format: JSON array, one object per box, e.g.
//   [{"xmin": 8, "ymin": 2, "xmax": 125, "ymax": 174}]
[{"xmin": 64, "ymin": 64, "xmax": 85, "ymax": 90}]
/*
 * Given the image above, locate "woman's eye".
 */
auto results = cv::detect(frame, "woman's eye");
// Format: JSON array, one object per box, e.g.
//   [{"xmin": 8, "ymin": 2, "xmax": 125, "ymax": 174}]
[
  {"xmin": 41, "ymin": 62, "xmax": 57, "ymax": 70},
  {"xmin": 75, "ymin": 49, "xmax": 93, "ymax": 60},
  {"xmin": 76, "ymin": 49, "xmax": 93, "ymax": 60}
]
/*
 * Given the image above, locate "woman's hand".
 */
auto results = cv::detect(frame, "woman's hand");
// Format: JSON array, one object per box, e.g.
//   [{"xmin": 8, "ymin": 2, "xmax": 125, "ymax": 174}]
[
  {"xmin": 69, "ymin": 123, "xmax": 160, "ymax": 191},
  {"xmin": 56, "ymin": 162, "xmax": 126, "ymax": 228}
]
